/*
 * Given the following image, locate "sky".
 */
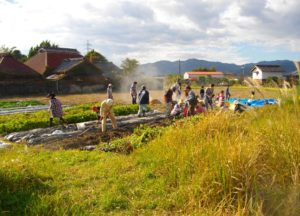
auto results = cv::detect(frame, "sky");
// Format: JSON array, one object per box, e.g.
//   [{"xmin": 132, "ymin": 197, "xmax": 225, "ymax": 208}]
[{"xmin": 0, "ymin": 0, "xmax": 300, "ymax": 65}]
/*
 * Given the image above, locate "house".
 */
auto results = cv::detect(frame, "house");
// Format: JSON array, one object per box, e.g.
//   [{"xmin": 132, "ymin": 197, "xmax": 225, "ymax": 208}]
[
  {"xmin": 183, "ymin": 71, "xmax": 225, "ymax": 80},
  {"xmin": 46, "ymin": 57, "xmax": 108, "ymax": 93},
  {"xmin": 0, "ymin": 53, "xmax": 44, "ymax": 95},
  {"xmin": 283, "ymin": 70, "xmax": 299, "ymax": 85},
  {"xmin": 25, "ymin": 48, "xmax": 82, "ymax": 77},
  {"xmin": 251, "ymin": 65, "xmax": 284, "ymax": 83}
]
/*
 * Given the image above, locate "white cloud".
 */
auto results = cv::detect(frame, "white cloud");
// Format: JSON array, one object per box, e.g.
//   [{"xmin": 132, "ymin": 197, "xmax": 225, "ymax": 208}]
[{"xmin": 0, "ymin": 0, "xmax": 300, "ymax": 65}]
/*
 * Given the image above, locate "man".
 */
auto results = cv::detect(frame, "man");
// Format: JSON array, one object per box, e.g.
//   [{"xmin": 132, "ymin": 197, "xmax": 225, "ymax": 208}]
[
  {"xmin": 138, "ymin": 85, "xmax": 149, "ymax": 117},
  {"xmin": 107, "ymin": 83, "xmax": 113, "ymax": 99},
  {"xmin": 184, "ymin": 86, "xmax": 197, "ymax": 116},
  {"xmin": 205, "ymin": 84, "xmax": 214, "ymax": 110},
  {"xmin": 47, "ymin": 93, "xmax": 66, "ymax": 127},
  {"xmin": 100, "ymin": 98, "xmax": 117, "ymax": 132},
  {"xmin": 164, "ymin": 88, "xmax": 173, "ymax": 116},
  {"xmin": 172, "ymin": 79, "xmax": 182, "ymax": 102},
  {"xmin": 130, "ymin": 81, "xmax": 138, "ymax": 104}
]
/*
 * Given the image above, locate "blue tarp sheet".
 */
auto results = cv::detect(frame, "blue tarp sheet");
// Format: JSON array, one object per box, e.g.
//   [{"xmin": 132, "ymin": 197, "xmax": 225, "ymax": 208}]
[{"xmin": 227, "ymin": 98, "xmax": 278, "ymax": 107}]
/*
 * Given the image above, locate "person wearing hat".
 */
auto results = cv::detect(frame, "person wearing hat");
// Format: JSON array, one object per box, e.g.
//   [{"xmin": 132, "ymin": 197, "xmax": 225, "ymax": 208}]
[
  {"xmin": 233, "ymin": 100, "xmax": 246, "ymax": 113},
  {"xmin": 47, "ymin": 93, "xmax": 66, "ymax": 127},
  {"xmin": 107, "ymin": 83, "xmax": 113, "ymax": 99},
  {"xmin": 100, "ymin": 98, "xmax": 117, "ymax": 132},
  {"xmin": 137, "ymin": 85, "xmax": 149, "ymax": 117},
  {"xmin": 130, "ymin": 81, "xmax": 138, "ymax": 104}
]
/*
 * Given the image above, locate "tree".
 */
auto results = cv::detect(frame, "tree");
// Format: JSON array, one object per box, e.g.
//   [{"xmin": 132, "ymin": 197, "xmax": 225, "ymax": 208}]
[
  {"xmin": 192, "ymin": 67, "xmax": 216, "ymax": 72},
  {"xmin": 28, "ymin": 40, "xmax": 59, "ymax": 58},
  {"xmin": 85, "ymin": 49, "xmax": 108, "ymax": 63},
  {"xmin": 0, "ymin": 45, "xmax": 27, "ymax": 62},
  {"xmin": 120, "ymin": 58, "xmax": 139, "ymax": 76}
]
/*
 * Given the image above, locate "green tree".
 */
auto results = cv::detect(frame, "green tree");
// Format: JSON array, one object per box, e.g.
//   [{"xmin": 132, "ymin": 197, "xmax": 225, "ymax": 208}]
[
  {"xmin": 120, "ymin": 58, "xmax": 139, "ymax": 76},
  {"xmin": 28, "ymin": 40, "xmax": 59, "ymax": 58},
  {"xmin": 0, "ymin": 45, "xmax": 27, "ymax": 62},
  {"xmin": 192, "ymin": 67, "xmax": 216, "ymax": 72},
  {"xmin": 85, "ymin": 49, "xmax": 108, "ymax": 63}
]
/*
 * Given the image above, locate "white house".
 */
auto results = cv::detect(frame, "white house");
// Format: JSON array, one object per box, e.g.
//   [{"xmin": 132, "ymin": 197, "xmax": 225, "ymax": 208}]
[
  {"xmin": 251, "ymin": 65, "xmax": 284, "ymax": 82},
  {"xmin": 183, "ymin": 71, "xmax": 225, "ymax": 80}
]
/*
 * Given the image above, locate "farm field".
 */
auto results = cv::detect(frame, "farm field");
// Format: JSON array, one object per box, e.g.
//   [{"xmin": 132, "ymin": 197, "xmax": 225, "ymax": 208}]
[
  {"xmin": 0, "ymin": 86, "xmax": 299, "ymax": 215},
  {"xmin": 0, "ymin": 86, "xmax": 282, "ymax": 106}
]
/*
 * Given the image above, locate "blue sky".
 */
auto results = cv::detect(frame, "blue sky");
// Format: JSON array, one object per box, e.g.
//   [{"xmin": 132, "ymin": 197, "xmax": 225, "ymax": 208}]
[{"xmin": 0, "ymin": 0, "xmax": 299, "ymax": 65}]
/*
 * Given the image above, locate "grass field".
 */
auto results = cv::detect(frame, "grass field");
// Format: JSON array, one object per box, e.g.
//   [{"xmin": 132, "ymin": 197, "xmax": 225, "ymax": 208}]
[{"xmin": 0, "ymin": 86, "xmax": 299, "ymax": 215}]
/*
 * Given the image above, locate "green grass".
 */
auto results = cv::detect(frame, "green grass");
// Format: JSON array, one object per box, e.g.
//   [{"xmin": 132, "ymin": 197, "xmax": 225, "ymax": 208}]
[
  {"xmin": 0, "ymin": 101, "xmax": 44, "ymax": 108},
  {"xmin": 0, "ymin": 98, "xmax": 299, "ymax": 215},
  {"xmin": 0, "ymin": 103, "xmax": 141, "ymax": 135}
]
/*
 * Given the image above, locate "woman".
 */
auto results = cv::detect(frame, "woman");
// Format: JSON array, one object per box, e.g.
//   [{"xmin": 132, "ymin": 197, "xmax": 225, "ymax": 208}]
[{"xmin": 48, "ymin": 93, "xmax": 66, "ymax": 127}]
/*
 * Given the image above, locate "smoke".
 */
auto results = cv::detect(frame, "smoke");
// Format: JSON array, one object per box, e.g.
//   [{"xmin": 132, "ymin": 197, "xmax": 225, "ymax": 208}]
[{"xmin": 119, "ymin": 65, "xmax": 165, "ymax": 94}]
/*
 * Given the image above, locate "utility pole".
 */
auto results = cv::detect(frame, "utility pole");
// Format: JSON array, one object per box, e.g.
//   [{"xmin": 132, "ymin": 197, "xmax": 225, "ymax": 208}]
[
  {"xmin": 178, "ymin": 59, "xmax": 181, "ymax": 75},
  {"xmin": 86, "ymin": 40, "xmax": 92, "ymax": 54}
]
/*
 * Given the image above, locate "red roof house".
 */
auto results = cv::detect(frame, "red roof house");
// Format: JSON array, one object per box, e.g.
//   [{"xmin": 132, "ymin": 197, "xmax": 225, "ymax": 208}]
[
  {"xmin": 25, "ymin": 48, "xmax": 82, "ymax": 77},
  {"xmin": 183, "ymin": 71, "xmax": 225, "ymax": 80},
  {"xmin": 0, "ymin": 53, "xmax": 42, "ymax": 81}
]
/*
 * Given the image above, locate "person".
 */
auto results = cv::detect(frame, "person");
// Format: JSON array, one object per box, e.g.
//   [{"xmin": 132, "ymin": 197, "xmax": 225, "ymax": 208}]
[
  {"xmin": 138, "ymin": 85, "xmax": 149, "ymax": 117},
  {"xmin": 164, "ymin": 88, "xmax": 173, "ymax": 116},
  {"xmin": 92, "ymin": 106, "xmax": 101, "ymax": 123},
  {"xmin": 184, "ymin": 85, "xmax": 197, "ymax": 116},
  {"xmin": 233, "ymin": 100, "xmax": 247, "ymax": 113},
  {"xmin": 250, "ymin": 90, "xmax": 255, "ymax": 99},
  {"xmin": 225, "ymin": 85, "xmax": 231, "ymax": 100},
  {"xmin": 100, "ymin": 98, "xmax": 117, "ymax": 132},
  {"xmin": 130, "ymin": 81, "xmax": 138, "ymax": 104},
  {"xmin": 172, "ymin": 79, "xmax": 182, "ymax": 102},
  {"xmin": 205, "ymin": 84, "xmax": 214, "ymax": 110},
  {"xmin": 47, "ymin": 93, "xmax": 66, "ymax": 127},
  {"xmin": 200, "ymin": 86, "xmax": 205, "ymax": 100},
  {"xmin": 194, "ymin": 101, "xmax": 206, "ymax": 114},
  {"xmin": 107, "ymin": 83, "xmax": 113, "ymax": 99},
  {"xmin": 216, "ymin": 90, "xmax": 225, "ymax": 107},
  {"xmin": 170, "ymin": 101, "xmax": 182, "ymax": 117}
]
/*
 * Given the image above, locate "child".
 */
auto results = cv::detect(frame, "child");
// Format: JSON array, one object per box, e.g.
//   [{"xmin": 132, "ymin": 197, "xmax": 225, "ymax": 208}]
[
  {"xmin": 216, "ymin": 90, "xmax": 225, "ymax": 107},
  {"xmin": 194, "ymin": 101, "xmax": 206, "ymax": 114},
  {"xmin": 170, "ymin": 102, "xmax": 182, "ymax": 117}
]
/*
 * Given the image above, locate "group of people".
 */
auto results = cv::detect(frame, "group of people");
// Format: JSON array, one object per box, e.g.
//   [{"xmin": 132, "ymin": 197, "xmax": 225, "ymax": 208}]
[
  {"xmin": 163, "ymin": 80, "xmax": 248, "ymax": 117},
  {"xmin": 47, "ymin": 80, "xmax": 248, "ymax": 133}
]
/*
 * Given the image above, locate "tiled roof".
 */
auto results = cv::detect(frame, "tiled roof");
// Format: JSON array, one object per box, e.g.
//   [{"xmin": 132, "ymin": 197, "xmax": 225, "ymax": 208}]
[
  {"xmin": 38, "ymin": 48, "xmax": 80, "ymax": 54},
  {"xmin": 252, "ymin": 65, "xmax": 284, "ymax": 73},
  {"xmin": 0, "ymin": 54, "xmax": 41, "ymax": 79},
  {"xmin": 25, "ymin": 48, "xmax": 82, "ymax": 76},
  {"xmin": 54, "ymin": 57, "xmax": 84, "ymax": 73},
  {"xmin": 185, "ymin": 71, "xmax": 224, "ymax": 75}
]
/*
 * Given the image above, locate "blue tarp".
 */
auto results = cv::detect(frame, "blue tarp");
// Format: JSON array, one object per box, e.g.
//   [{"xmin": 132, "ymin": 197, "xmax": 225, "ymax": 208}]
[{"xmin": 227, "ymin": 98, "xmax": 278, "ymax": 107}]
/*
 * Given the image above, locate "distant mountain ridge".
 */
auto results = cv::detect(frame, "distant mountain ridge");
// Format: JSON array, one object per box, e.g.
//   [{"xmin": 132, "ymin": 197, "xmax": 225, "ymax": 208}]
[{"xmin": 138, "ymin": 59, "xmax": 297, "ymax": 76}]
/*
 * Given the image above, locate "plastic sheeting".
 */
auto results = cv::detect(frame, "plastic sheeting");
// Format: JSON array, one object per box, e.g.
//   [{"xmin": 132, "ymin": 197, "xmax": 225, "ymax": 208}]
[{"xmin": 227, "ymin": 98, "xmax": 278, "ymax": 107}]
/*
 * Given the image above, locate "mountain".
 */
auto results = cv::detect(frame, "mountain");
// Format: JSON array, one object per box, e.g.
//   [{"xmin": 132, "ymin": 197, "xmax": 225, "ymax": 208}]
[{"xmin": 138, "ymin": 59, "xmax": 296, "ymax": 76}]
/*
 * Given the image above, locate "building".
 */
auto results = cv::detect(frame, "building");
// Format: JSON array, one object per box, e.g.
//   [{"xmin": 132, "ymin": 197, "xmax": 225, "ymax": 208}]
[
  {"xmin": 25, "ymin": 48, "xmax": 82, "ymax": 77},
  {"xmin": 0, "ymin": 53, "xmax": 44, "ymax": 95},
  {"xmin": 183, "ymin": 71, "xmax": 225, "ymax": 80},
  {"xmin": 46, "ymin": 57, "xmax": 108, "ymax": 93},
  {"xmin": 251, "ymin": 65, "xmax": 284, "ymax": 82}
]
